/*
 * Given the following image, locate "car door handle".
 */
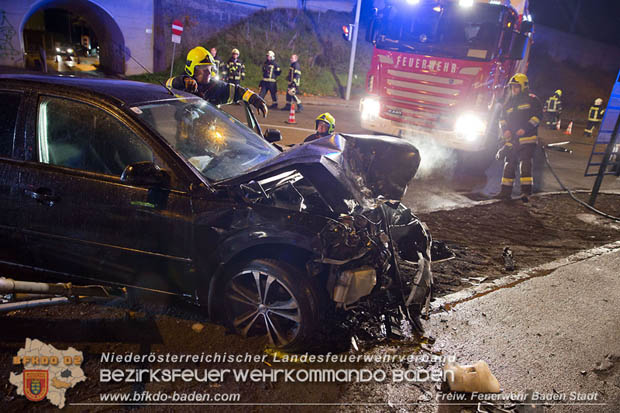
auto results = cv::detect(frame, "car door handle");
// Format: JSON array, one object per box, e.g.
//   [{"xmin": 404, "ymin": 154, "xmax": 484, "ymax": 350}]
[{"xmin": 24, "ymin": 189, "xmax": 60, "ymax": 207}]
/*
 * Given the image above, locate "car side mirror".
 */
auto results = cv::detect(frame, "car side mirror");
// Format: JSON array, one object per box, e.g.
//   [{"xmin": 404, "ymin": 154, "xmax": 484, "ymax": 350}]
[
  {"xmin": 121, "ymin": 162, "xmax": 170, "ymax": 187},
  {"xmin": 520, "ymin": 21, "xmax": 533, "ymax": 34},
  {"xmin": 507, "ymin": 32, "xmax": 528, "ymax": 60},
  {"xmin": 365, "ymin": 9, "xmax": 379, "ymax": 43},
  {"xmin": 264, "ymin": 128, "xmax": 282, "ymax": 143}
]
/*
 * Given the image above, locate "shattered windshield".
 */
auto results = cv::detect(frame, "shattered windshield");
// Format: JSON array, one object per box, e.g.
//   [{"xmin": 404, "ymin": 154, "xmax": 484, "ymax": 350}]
[
  {"xmin": 377, "ymin": 3, "xmax": 504, "ymax": 60},
  {"xmin": 136, "ymin": 99, "xmax": 279, "ymax": 182}
]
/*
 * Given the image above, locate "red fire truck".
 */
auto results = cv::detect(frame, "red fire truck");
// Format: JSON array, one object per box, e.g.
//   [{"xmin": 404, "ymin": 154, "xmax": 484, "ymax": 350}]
[{"xmin": 361, "ymin": 0, "xmax": 533, "ymax": 154}]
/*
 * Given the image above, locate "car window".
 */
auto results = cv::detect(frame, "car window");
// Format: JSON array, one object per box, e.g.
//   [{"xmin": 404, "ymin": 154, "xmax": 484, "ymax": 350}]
[
  {"xmin": 136, "ymin": 99, "xmax": 279, "ymax": 182},
  {"xmin": 0, "ymin": 92, "xmax": 21, "ymax": 158},
  {"xmin": 37, "ymin": 96, "xmax": 154, "ymax": 176}
]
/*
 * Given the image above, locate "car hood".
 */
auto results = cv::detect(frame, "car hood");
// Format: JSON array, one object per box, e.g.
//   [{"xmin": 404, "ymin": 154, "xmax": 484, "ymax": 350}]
[{"xmin": 221, "ymin": 133, "xmax": 421, "ymax": 214}]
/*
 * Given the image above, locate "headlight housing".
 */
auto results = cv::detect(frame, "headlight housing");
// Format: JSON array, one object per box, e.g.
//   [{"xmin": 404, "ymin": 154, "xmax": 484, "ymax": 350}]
[
  {"xmin": 454, "ymin": 113, "xmax": 486, "ymax": 142},
  {"xmin": 360, "ymin": 97, "xmax": 381, "ymax": 121}
]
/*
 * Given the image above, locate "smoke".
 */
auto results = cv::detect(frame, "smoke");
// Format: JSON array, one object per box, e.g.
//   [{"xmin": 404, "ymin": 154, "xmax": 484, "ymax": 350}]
[{"xmin": 400, "ymin": 131, "xmax": 458, "ymax": 180}]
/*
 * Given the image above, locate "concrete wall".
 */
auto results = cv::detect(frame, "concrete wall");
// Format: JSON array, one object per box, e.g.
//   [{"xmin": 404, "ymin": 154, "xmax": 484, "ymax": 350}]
[
  {"xmin": 534, "ymin": 24, "xmax": 620, "ymax": 71},
  {"xmin": 0, "ymin": 0, "xmax": 154, "ymax": 75},
  {"xmin": 0, "ymin": 0, "xmax": 354, "ymax": 74}
]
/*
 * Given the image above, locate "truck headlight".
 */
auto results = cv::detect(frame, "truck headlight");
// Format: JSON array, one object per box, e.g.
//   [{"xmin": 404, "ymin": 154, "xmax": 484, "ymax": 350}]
[
  {"xmin": 455, "ymin": 113, "xmax": 486, "ymax": 142},
  {"xmin": 361, "ymin": 97, "xmax": 381, "ymax": 120}
]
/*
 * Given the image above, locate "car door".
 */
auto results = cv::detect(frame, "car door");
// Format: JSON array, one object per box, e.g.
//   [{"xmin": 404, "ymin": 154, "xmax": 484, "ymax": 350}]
[
  {"xmin": 19, "ymin": 93, "xmax": 194, "ymax": 293},
  {"xmin": 0, "ymin": 89, "xmax": 29, "ymax": 268}
]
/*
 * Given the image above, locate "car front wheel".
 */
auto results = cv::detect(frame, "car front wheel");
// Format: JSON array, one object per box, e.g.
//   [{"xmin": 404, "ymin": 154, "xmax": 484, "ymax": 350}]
[{"xmin": 220, "ymin": 259, "xmax": 322, "ymax": 350}]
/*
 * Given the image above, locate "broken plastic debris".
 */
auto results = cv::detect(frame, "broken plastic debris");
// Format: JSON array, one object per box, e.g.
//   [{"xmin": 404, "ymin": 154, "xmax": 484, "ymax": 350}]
[
  {"xmin": 191, "ymin": 323, "xmax": 204, "ymax": 333},
  {"xmin": 502, "ymin": 247, "xmax": 515, "ymax": 271},
  {"xmin": 443, "ymin": 361, "xmax": 500, "ymax": 393}
]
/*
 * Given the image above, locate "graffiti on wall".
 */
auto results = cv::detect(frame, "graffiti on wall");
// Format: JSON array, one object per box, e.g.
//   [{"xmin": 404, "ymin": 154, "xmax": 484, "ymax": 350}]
[{"xmin": 0, "ymin": 10, "xmax": 21, "ymax": 60}]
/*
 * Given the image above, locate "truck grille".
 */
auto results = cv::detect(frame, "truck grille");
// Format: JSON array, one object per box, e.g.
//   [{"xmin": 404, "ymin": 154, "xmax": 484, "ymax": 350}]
[{"xmin": 381, "ymin": 69, "xmax": 469, "ymax": 130}]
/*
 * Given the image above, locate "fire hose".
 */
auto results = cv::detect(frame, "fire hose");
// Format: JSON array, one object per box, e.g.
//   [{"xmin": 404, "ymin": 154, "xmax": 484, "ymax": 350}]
[{"xmin": 542, "ymin": 144, "xmax": 620, "ymax": 222}]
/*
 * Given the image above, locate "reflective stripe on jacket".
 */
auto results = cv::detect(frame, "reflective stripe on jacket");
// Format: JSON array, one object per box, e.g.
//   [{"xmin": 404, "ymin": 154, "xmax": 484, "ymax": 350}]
[
  {"xmin": 261, "ymin": 61, "xmax": 281, "ymax": 82},
  {"xmin": 588, "ymin": 105, "xmax": 604, "ymax": 122},
  {"xmin": 500, "ymin": 92, "xmax": 543, "ymax": 146}
]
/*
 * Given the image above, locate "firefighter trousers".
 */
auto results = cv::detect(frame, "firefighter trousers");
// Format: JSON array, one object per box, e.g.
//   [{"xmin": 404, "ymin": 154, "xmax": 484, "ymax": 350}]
[
  {"xmin": 584, "ymin": 120, "xmax": 600, "ymax": 137},
  {"xmin": 259, "ymin": 82, "xmax": 278, "ymax": 104},
  {"xmin": 545, "ymin": 112, "xmax": 560, "ymax": 128},
  {"xmin": 500, "ymin": 143, "xmax": 536, "ymax": 196},
  {"xmin": 286, "ymin": 85, "xmax": 301, "ymax": 105}
]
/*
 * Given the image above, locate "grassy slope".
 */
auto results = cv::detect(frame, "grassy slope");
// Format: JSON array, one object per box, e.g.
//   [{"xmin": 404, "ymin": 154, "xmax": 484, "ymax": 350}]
[
  {"xmin": 130, "ymin": 8, "xmax": 373, "ymax": 97},
  {"xmin": 131, "ymin": 8, "xmax": 617, "ymax": 115}
]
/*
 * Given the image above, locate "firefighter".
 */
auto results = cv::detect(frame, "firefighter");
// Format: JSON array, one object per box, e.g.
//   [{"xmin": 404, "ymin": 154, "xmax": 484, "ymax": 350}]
[
  {"xmin": 210, "ymin": 47, "xmax": 222, "ymax": 79},
  {"xmin": 304, "ymin": 113, "xmax": 335, "ymax": 143},
  {"xmin": 166, "ymin": 46, "xmax": 268, "ymax": 116},
  {"xmin": 584, "ymin": 98, "xmax": 605, "ymax": 138},
  {"xmin": 282, "ymin": 54, "xmax": 303, "ymax": 112},
  {"xmin": 494, "ymin": 73, "xmax": 543, "ymax": 202},
  {"xmin": 543, "ymin": 89, "xmax": 562, "ymax": 129},
  {"xmin": 224, "ymin": 48, "xmax": 245, "ymax": 86},
  {"xmin": 259, "ymin": 50, "xmax": 281, "ymax": 109}
]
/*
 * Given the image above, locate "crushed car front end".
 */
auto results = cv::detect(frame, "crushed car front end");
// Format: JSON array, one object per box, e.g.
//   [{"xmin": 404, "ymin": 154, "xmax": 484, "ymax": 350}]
[{"xmin": 218, "ymin": 133, "xmax": 434, "ymax": 343}]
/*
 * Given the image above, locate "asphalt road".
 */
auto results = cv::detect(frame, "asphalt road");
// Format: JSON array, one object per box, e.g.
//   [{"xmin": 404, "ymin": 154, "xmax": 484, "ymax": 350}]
[
  {"xmin": 224, "ymin": 100, "xmax": 620, "ymax": 213},
  {"xmin": 425, "ymin": 246, "xmax": 620, "ymax": 412}
]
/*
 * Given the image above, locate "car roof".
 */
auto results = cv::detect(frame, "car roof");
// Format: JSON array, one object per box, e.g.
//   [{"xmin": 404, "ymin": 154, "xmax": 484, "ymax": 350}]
[{"xmin": 0, "ymin": 74, "xmax": 193, "ymax": 106}]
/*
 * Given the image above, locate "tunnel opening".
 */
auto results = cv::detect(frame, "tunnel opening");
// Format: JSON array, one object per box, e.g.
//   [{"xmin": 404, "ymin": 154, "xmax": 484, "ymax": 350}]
[{"xmin": 21, "ymin": 0, "xmax": 125, "ymax": 74}]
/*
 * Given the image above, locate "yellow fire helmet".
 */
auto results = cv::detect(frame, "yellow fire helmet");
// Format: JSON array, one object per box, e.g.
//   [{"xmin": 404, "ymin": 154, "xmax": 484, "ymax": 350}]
[
  {"xmin": 554, "ymin": 89, "xmax": 562, "ymax": 97},
  {"xmin": 508, "ymin": 73, "xmax": 529, "ymax": 93},
  {"xmin": 185, "ymin": 46, "xmax": 216, "ymax": 78},
  {"xmin": 232, "ymin": 48, "xmax": 240, "ymax": 55},
  {"xmin": 316, "ymin": 112, "xmax": 335, "ymax": 134}
]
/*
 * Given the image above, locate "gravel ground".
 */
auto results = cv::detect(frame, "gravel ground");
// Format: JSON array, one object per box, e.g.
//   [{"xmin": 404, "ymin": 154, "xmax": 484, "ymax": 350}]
[{"xmin": 1, "ymin": 193, "xmax": 619, "ymax": 412}]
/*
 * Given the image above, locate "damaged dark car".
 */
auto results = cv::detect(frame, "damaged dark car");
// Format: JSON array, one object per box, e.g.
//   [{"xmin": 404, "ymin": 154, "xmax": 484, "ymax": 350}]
[{"xmin": 0, "ymin": 75, "xmax": 435, "ymax": 350}]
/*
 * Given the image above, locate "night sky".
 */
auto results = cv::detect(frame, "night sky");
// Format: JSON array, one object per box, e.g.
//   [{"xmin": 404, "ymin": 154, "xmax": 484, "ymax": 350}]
[{"xmin": 529, "ymin": 0, "xmax": 620, "ymax": 46}]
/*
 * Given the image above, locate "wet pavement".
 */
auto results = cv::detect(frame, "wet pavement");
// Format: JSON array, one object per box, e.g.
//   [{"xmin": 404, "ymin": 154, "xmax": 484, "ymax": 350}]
[
  {"xmin": 221, "ymin": 98, "xmax": 620, "ymax": 213},
  {"xmin": 425, "ymin": 245, "xmax": 620, "ymax": 412}
]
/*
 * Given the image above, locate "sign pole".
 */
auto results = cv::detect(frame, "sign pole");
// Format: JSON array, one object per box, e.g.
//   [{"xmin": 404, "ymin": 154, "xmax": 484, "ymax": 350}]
[
  {"xmin": 169, "ymin": 19, "xmax": 183, "ymax": 79},
  {"xmin": 345, "ymin": 0, "xmax": 362, "ymax": 101},
  {"xmin": 169, "ymin": 42, "xmax": 176, "ymax": 79}
]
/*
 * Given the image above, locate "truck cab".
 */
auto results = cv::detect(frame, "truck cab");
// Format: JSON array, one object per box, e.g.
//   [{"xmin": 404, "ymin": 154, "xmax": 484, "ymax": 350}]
[{"xmin": 361, "ymin": 0, "xmax": 533, "ymax": 152}]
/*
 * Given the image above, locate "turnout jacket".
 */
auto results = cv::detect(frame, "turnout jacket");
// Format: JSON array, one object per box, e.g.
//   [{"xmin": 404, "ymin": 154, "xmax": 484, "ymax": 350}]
[
  {"xmin": 261, "ymin": 60, "xmax": 281, "ymax": 82},
  {"xmin": 588, "ymin": 104, "xmax": 605, "ymax": 122},
  {"xmin": 500, "ymin": 92, "xmax": 543, "ymax": 146},
  {"xmin": 166, "ymin": 75, "xmax": 252, "ymax": 105},
  {"xmin": 287, "ymin": 61, "xmax": 301, "ymax": 86},
  {"xmin": 212, "ymin": 55, "xmax": 223, "ymax": 74},
  {"xmin": 224, "ymin": 58, "xmax": 245, "ymax": 82},
  {"xmin": 544, "ymin": 93, "xmax": 562, "ymax": 113}
]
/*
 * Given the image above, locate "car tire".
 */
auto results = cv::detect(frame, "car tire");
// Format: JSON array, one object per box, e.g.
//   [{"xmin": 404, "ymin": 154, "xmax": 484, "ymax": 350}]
[{"xmin": 217, "ymin": 259, "xmax": 323, "ymax": 350}]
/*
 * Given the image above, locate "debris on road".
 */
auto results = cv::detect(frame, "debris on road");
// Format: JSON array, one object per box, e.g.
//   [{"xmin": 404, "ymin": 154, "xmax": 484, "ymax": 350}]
[
  {"xmin": 444, "ymin": 360, "xmax": 501, "ymax": 393},
  {"xmin": 191, "ymin": 323, "xmax": 205, "ymax": 333},
  {"xmin": 503, "ymin": 247, "xmax": 515, "ymax": 271}
]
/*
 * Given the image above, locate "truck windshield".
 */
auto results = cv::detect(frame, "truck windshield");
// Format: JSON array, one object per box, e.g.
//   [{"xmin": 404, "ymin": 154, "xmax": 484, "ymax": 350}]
[{"xmin": 377, "ymin": 3, "xmax": 505, "ymax": 60}]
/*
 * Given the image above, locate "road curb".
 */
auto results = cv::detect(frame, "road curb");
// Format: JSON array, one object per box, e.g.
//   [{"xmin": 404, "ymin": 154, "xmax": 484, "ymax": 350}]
[{"xmin": 430, "ymin": 240, "xmax": 620, "ymax": 312}]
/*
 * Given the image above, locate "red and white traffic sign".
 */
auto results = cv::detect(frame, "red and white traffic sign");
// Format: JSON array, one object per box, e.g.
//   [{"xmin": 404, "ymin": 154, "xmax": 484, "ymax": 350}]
[{"xmin": 171, "ymin": 20, "xmax": 183, "ymax": 44}]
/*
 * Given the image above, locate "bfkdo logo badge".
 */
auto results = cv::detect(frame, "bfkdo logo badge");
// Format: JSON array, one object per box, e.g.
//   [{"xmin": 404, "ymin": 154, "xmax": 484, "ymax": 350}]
[{"xmin": 24, "ymin": 370, "xmax": 49, "ymax": 402}]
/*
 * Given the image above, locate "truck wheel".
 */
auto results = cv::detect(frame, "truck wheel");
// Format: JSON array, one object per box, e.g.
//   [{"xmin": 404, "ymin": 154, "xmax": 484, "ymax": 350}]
[{"xmin": 218, "ymin": 259, "xmax": 322, "ymax": 350}]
